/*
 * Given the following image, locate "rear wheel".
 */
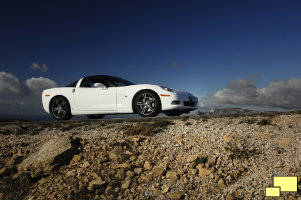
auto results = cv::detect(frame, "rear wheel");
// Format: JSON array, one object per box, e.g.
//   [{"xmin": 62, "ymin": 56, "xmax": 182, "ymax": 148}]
[
  {"xmin": 134, "ymin": 91, "xmax": 160, "ymax": 117},
  {"xmin": 165, "ymin": 111, "xmax": 183, "ymax": 116},
  {"xmin": 87, "ymin": 114, "xmax": 105, "ymax": 119},
  {"xmin": 50, "ymin": 96, "xmax": 72, "ymax": 120}
]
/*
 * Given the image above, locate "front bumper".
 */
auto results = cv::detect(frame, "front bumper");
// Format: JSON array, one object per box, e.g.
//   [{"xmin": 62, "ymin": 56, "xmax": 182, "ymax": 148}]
[{"xmin": 160, "ymin": 92, "xmax": 199, "ymax": 111}]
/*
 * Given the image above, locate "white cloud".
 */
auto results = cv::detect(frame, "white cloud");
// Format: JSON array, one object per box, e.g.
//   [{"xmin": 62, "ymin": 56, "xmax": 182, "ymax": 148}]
[
  {"xmin": 0, "ymin": 72, "xmax": 58, "ymax": 116},
  {"xmin": 30, "ymin": 61, "xmax": 48, "ymax": 72},
  {"xmin": 210, "ymin": 78, "xmax": 301, "ymax": 109},
  {"xmin": 26, "ymin": 77, "xmax": 58, "ymax": 95},
  {"xmin": 0, "ymin": 72, "xmax": 29, "ymax": 96}
]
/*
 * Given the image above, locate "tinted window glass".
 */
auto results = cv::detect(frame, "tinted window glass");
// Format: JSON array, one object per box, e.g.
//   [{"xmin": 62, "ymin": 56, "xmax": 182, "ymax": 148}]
[
  {"xmin": 80, "ymin": 77, "xmax": 108, "ymax": 88},
  {"xmin": 105, "ymin": 76, "xmax": 135, "ymax": 87}
]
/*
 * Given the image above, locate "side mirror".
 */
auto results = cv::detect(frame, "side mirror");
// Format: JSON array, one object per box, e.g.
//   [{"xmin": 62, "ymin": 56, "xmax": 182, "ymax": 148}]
[{"xmin": 94, "ymin": 83, "xmax": 107, "ymax": 89}]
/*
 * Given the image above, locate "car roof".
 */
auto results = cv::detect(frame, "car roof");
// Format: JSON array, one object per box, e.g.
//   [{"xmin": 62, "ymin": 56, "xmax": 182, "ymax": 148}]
[{"xmin": 83, "ymin": 75, "xmax": 119, "ymax": 79}]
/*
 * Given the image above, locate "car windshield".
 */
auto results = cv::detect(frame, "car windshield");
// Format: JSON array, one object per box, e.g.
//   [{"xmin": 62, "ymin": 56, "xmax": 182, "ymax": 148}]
[{"xmin": 106, "ymin": 76, "xmax": 135, "ymax": 87}]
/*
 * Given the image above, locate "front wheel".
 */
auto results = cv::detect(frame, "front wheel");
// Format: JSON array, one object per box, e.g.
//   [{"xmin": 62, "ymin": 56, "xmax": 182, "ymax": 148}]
[
  {"xmin": 87, "ymin": 114, "xmax": 105, "ymax": 119},
  {"xmin": 134, "ymin": 91, "xmax": 160, "ymax": 117},
  {"xmin": 50, "ymin": 96, "xmax": 72, "ymax": 120}
]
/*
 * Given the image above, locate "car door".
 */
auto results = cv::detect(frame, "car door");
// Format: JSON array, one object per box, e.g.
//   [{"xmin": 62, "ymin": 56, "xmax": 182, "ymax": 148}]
[{"xmin": 73, "ymin": 77, "xmax": 117, "ymax": 111}]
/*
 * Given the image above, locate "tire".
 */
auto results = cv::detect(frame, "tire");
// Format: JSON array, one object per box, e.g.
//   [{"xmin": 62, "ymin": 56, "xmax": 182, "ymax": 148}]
[
  {"xmin": 134, "ymin": 90, "xmax": 161, "ymax": 117},
  {"xmin": 87, "ymin": 114, "xmax": 105, "ymax": 119},
  {"xmin": 50, "ymin": 96, "xmax": 72, "ymax": 120},
  {"xmin": 165, "ymin": 111, "xmax": 183, "ymax": 116}
]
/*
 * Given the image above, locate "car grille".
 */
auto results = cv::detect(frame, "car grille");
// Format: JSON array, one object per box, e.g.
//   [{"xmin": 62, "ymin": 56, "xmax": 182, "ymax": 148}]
[{"xmin": 184, "ymin": 101, "xmax": 195, "ymax": 107}]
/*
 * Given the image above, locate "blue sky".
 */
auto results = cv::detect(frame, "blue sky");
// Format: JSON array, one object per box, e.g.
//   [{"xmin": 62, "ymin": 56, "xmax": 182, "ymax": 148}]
[{"xmin": 1, "ymin": 0, "xmax": 301, "ymax": 118}]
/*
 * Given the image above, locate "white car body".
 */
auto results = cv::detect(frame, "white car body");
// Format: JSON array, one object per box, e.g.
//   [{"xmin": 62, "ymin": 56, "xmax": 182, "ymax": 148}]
[{"xmin": 42, "ymin": 75, "xmax": 199, "ymax": 118}]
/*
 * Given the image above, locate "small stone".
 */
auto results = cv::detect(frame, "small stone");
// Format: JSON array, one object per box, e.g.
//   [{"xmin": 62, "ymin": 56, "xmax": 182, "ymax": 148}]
[
  {"xmin": 226, "ymin": 193, "xmax": 234, "ymax": 200},
  {"xmin": 132, "ymin": 137, "xmax": 140, "ymax": 146},
  {"xmin": 187, "ymin": 155, "xmax": 197, "ymax": 163},
  {"xmin": 277, "ymin": 138, "xmax": 291, "ymax": 147},
  {"xmin": 218, "ymin": 179, "xmax": 226, "ymax": 190},
  {"xmin": 88, "ymin": 178, "xmax": 106, "ymax": 191},
  {"xmin": 134, "ymin": 168, "xmax": 143, "ymax": 175},
  {"xmin": 66, "ymin": 171, "xmax": 74, "ymax": 177},
  {"xmin": 119, "ymin": 163, "xmax": 131, "ymax": 168},
  {"xmin": 121, "ymin": 180, "xmax": 130, "ymax": 189},
  {"xmin": 144, "ymin": 161, "xmax": 151, "ymax": 170},
  {"xmin": 173, "ymin": 136, "xmax": 184, "ymax": 145},
  {"xmin": 152, "ymin": 167, "xmax": 164, "ymax": 177},
  {"xmin": 166, "ymin": 171, "xmax": 177, "ymax": 178},
  {"xmin": 162, "ymin": 186, "xmax": 169, "ymax": 194},
  {"xmin": 169, "ymin": 191, "xmax": 184, "ymax": 200},
  {"xmin": 207, "ymin": 156, "xmax": 216, "ymax": 166},
  {"xmin": 261, "ymin": 173, "xmax": 269, "ymax": 179},
  {"xmin": 153, "ymin": 188, "xmax": 161, "ymax": 196},
  {"xmin": 72, "ymin": 154, "xmax": 81, "ymax": 163},
  {"xmin": 0, "ymin": 167, "xmax": 6, "ymax": 175},
  {"xmin": 196, "ymin": 164, "xmax": 212, "ymax": 177},
  {"xmin": 188, "ymin": 169, "xmax": 197, "ymax": 178},
  {"xmin": 82, "ymin": 161, "xmax": 90, "ymax": 168},
  {"xmin": 126, "ymin": 171, "xmax": 135, "ymax": 178}
]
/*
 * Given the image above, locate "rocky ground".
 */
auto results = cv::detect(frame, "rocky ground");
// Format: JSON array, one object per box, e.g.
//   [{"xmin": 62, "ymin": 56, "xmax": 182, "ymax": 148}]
[{"xmin": 0, "ymin": 113, "xmax": 301, "ymax": 200}]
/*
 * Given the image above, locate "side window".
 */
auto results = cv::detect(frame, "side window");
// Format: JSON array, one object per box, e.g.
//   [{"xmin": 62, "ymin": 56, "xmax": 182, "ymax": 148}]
[{"xmin": 80, "ymin": 78, "xmax": 108, "ymax": 88}]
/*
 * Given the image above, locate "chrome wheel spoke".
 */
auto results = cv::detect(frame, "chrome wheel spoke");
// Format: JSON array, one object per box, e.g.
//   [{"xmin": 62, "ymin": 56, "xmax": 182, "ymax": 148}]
[
  {"xmin": 148, "ymin": 106, "xmax": 154, "ymax": 112},
  {"xmin": 61, "ymin": 109, "xmax": 66, "ymax": 115}
]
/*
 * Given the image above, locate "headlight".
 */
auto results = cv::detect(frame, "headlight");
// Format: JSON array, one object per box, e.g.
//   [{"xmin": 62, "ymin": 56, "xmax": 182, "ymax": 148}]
[{"xmin": 160, "ymin": 86, "xmax": 175, "ymax": 93}]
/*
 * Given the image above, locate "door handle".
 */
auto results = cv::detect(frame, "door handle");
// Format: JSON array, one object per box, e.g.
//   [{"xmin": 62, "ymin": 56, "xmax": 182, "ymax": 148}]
[{"xmin": 72, "ymin": 89, "xmax": 75, "ymax": 93}]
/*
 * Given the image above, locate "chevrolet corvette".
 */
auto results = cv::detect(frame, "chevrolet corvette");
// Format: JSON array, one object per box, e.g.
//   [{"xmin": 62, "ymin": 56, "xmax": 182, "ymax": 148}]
[{"xmin": 42, "ymin": 75, "xmax": 199, "ymax": 120}]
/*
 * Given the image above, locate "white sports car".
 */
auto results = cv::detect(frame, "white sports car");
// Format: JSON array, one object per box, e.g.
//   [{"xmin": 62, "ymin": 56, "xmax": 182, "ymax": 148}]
[{"xmin": 42, "ymin": 75, "xmax": 199, "ymax": 120}]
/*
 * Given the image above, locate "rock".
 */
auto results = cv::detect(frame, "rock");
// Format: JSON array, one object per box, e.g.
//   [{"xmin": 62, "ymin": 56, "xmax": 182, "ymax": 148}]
[
  {"xmin": 18, "ymin": 135, "xmax": 81, "ymax": 178},
  {"xmin": 109, "ymin": 146, "xmax": 124, "ymax": 161},
  {"xmin": 169, "ymin": 191, "xmax": 184, "ymax": 200},
  {"xmin": 118, "ymin": 163, "xmax": 131, "ymax": 169},
  {"xmin": 261, "ymin": 173, "xmax": 269, "ymax": 179},
  {"xmin": 0, "ymin": 167, "xmax": 6, "ymax": 175},
  {"xmin": 71, "ymin": 154, "xmax": 81, "ymax": 163},
  {"xmin": 162, "ymin": 186, "xmax": 169, "ymax": 194},
  {"xmin": 144, "ymin": 161, "xmax": 152, "ymax": 170},
  {"xmin": 88, "ymin": 178, "xmax": 106, "ymax": 191},
  {"xmin": 126, "ymin": 171, "xmax": 135, "ymax": 178},
  {"xmin": 82, "ymin": 161, "xmax": 90, "ymax": 168},
  {"xmin": 132, "ymin": 137, "xmax": 141, "ymax": 146},
  {"xmin": 173, "ymin": 136, "xmax": 184, "ymax": 145},
  {"xmin": 188, "ymin": 169, "xmax": 197, "ymax": 178},
  {"xmin": 152, "ymin": 186, "xmax": 161, "ymax": 196},
  {"xmin": 207, "ymin": 156, "xmax": 216, "ymax": 166},
  {"xmin": 277, "ymin": 138, "xmax": 291, "ymax": 147},
  {"xmin": 134, "ymin": 168, "xmax": 143, "ymax": 175},
  {"xmin": 116, "ymin": 169, "xmax": 126, "ymax": 179},
  {"xmin": 66, "ymin": 171, "xmax": 75, "ymax": 177},
  {"xmin": 196, "ymin": 164, "xmax": 212, "ymax": 177},
  {"xmin": 226, "ymin": 193, "xmax": 234, "ymax": 200},
  {"xmin": 187, "ymin": 155, "xmax": 197, "ymax": 162},
  {"xmin": 152, "ymin": 167, "xmax": 164, "ymax": 177},
  {"xmin": 166, "ymin": 171, "xmax": 178, "ymax": 185},
  {"xmin": 218, "ymin": 178, "xmax": 226, "ymax": 190},
  {"xmin": 121, "ymin": 180, "xmax": 130, "ymax": 189}
]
